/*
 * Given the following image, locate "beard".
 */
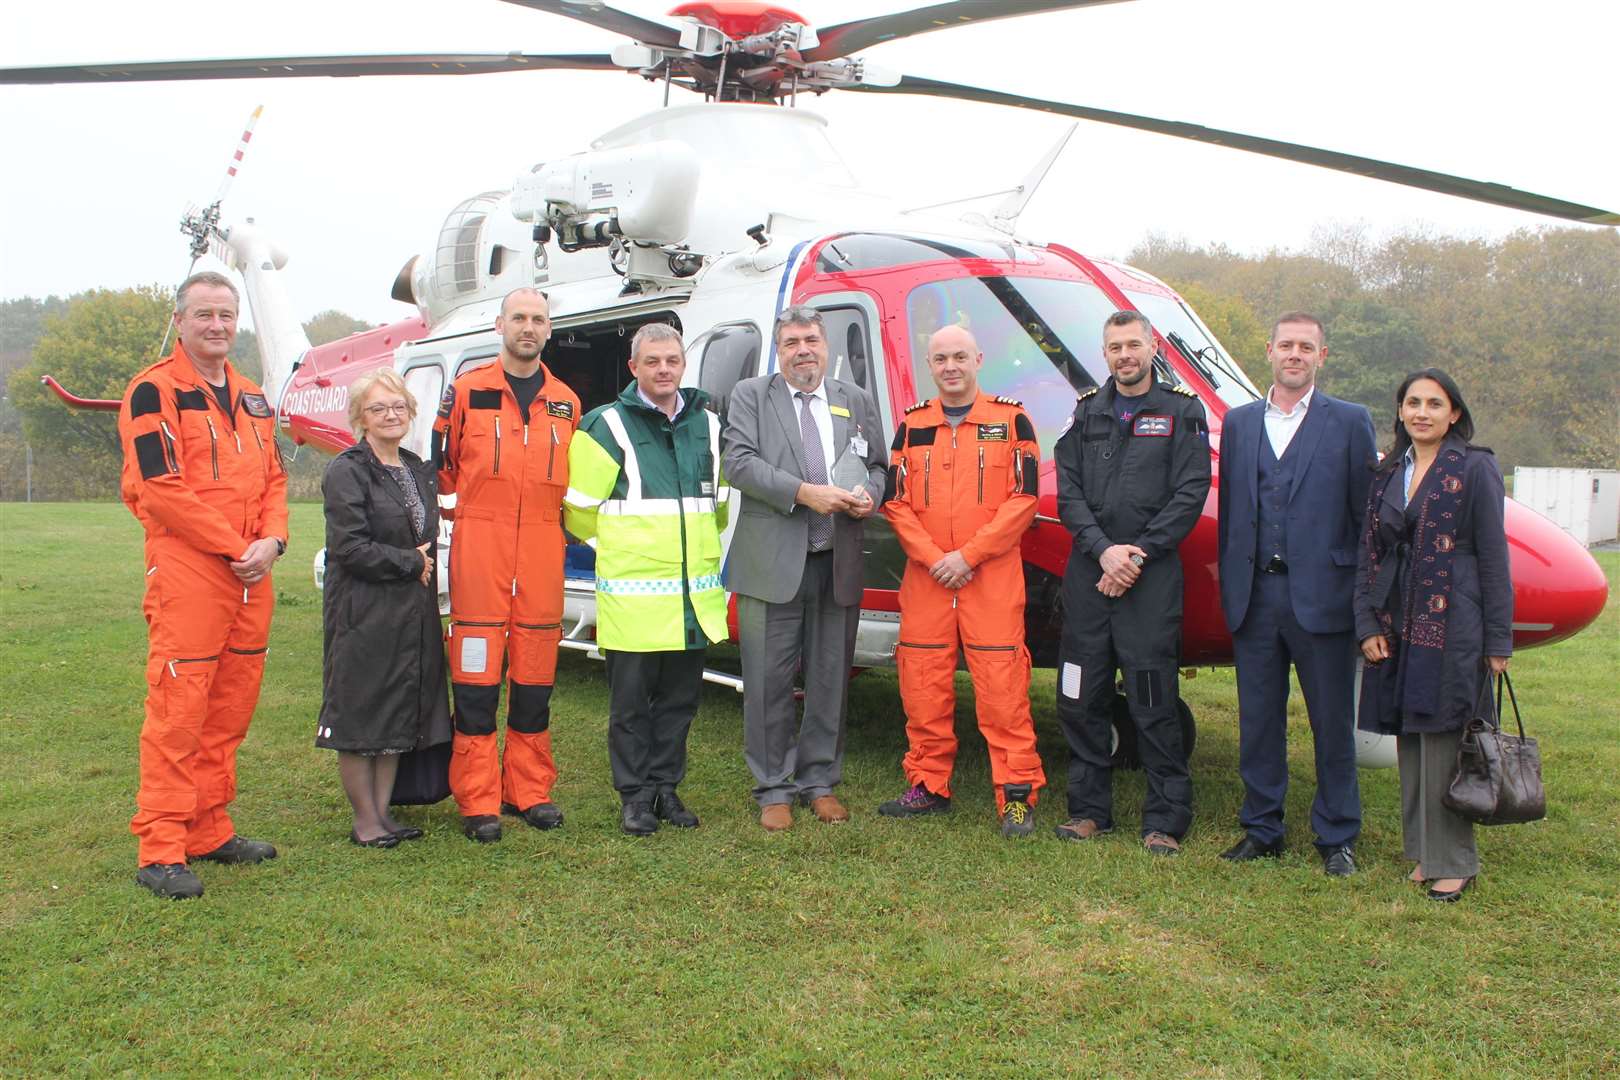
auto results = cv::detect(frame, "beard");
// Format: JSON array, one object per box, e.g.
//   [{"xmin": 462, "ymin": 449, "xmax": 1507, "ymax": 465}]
[{"xmin": 1115, "ymin": 364, "xmax": 1149, "ymax": 387}]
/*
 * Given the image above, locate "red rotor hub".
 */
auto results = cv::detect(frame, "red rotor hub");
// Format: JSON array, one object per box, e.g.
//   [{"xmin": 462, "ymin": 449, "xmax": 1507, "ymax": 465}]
[{"xmin": 668, "ymin": 2, "xmax": 809, "ymax": 39}]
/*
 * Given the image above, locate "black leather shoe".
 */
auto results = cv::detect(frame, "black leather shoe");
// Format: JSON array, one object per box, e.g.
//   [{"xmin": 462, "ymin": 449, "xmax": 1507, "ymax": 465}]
[
  {"xmin": 621, "ymin": 801, "xmax": 659, "ymax": 836},
  {"xmin": 1320, "ymin": 844, "xmax": 1357, "ymax": 877},
  {"xmin": 501, "ymin": 801, "xmax": 564, "ymax": 830},
  {"xmin": 136, "ymin": 863, "xmax": 203, "ymax": 900},
  {"xmin": 1427, "ymin": 877, "xmax": 1474, "ymax": 902},
  {"xmin": 1220, "ymin": 835, "xmax": 1283, "ymax": 862},
  {"xmin": 350, "ymin": 830, "xmax": 400, "ymax": 849},
  {"xmin": 389, "ymin": 826, "xmax": 425, "ymax": 842},
  {"xmin": 653, "ymin": 790, "xmax": 699, "ymax": 828},
  {"xmin": 194, "ymin": 835, "xmax": 277, "ymax": 865},
  {"xmin": 463, "ymin": 815, "xmax": 502, "ymax": 843}
]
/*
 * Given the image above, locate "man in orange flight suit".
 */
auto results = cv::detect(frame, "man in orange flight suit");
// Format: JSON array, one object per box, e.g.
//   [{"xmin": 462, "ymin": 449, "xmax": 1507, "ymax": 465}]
[
  {"xmin": 880, "ymin": 325, "xmax": 1046, "ymax": 837},
  {"xmin": 118, "ymin": 271, "xmax": 287, "ymax": 899},
  {"xmin": 434, "ymin": 287, "xmax": 580, "ymax": 843}
]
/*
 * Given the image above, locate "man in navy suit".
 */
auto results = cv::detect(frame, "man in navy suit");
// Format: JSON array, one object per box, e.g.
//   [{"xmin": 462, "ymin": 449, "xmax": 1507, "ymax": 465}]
[{"xmin": 1216, "ymin": 312, "xmax": 1376, "ymax": 876}]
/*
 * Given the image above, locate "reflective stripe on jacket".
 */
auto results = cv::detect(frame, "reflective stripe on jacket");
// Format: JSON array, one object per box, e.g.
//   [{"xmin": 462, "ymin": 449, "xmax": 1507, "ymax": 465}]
[{"xmin": 564, "ymin": 384, "xmax": 729, "ymax": 651}]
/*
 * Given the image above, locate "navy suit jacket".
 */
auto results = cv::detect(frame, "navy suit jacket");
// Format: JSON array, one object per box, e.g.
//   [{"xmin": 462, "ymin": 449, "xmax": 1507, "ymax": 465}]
[{"xmin": 1217, "ymin": 390, "xmax": 1377, "ymax": 635}]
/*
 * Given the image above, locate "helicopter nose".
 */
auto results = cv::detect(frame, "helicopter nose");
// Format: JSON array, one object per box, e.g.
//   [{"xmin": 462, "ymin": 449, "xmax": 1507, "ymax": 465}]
[{"xmin": 1504, "ymin": 497, "xmax": 1609, "ymax": 650}]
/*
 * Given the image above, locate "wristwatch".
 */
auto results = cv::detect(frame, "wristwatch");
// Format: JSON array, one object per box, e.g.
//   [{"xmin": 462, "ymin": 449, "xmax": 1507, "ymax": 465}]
[{"xmin": 273, "ymin": 538, "xmax": 287, "ymax": 557}]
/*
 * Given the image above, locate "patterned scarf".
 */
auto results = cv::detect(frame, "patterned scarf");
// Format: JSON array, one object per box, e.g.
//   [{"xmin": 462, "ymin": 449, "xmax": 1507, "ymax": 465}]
[{"xmin": 1363, "ymin": 443, "xmax": 1468, "ymax": 718}]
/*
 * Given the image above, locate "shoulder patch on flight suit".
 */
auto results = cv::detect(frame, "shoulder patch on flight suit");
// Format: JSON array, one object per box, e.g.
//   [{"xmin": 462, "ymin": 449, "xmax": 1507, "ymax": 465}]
[
  {"xmin": 1013, "ymin": 413, "xmax": 1035, "ymax": 443},
  {"xmin": 905, "ymin": 399, "xmax": 932, "ymax": 414},
  {"xmin": 437, "ymin": 385, "xmax": 456, "ymax": 419},
  {"xmin": 240, "ymin": 392, "xmax": 272, "ymax": 418},
  {"xmin": 175, "ymin": 388, "xmax": 209, "ymax": 411},
  {"xmin": 977, "ymin": 422, "xmax": 1009, "ymax": 441},
  {"xmin": 546, "ymin": 399, "xmax": 574, "ymax": 420},
  {"xmin": 468, "ymin": 389, "xmax": 502, "ymax": 410},
  {"xmin": 992, "ymin": 395, "xmax": 1022, "ymax": 406},
  {"xmin": 1133, "ymin": 414, "xmax": 1174, "ymax": 437},
  {"xmin": 129, "ymin": 381, "xmax": 162, "ymax": 418}
]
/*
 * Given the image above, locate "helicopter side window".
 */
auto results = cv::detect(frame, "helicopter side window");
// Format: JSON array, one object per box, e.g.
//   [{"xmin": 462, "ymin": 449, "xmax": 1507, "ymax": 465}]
[
  {"xmin": 698, "ymin": 322, "xmax": 760, "ymax": 414},
  {"xmin": 455, "ymin": 347, "xmax": 499, "ymax": 378},
  {"xmin": 402, "ymin": 362, "xmax": 445, "ymax": 460},
  {"xmin": 814, "ymin": 306, "xmax": 871, "ymax": 391}
]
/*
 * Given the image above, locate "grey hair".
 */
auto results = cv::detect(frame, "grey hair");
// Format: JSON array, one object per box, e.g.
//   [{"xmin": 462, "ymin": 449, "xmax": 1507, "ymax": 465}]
[
  {"xmin": 176, "ymin": 271, "xmax": 239, "ymax": 314},
  {"xmin": 1103, "ymin": 309, "xmax": 1153, "ymax": 341},
  {"xmin": 630, "ymin": 322, "xmax": 685, "ymax": 360},
  {"xmin": 773, "ymin": 305, "xmax": 825, "ymax": 343}
]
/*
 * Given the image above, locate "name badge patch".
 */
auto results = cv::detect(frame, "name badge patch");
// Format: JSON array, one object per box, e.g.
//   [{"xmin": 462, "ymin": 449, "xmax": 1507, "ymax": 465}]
[
  {"xmin": 1133, "ymin": 415, "xmax": 1173, "ymax": 437},
  {"xmin": 546, "ymin": 400, "xmax": 574, "ymax": 420},
  {"xmin": 828, "ymin": 404, "xmax": 852, "ymax": 418},
  {"xmin": 977, "ymin": 422, "xmax": 1009, "ymax": 442},
  {"xmin": 240, "ymin": 392, "xmax": 272, "ymax": 418}
]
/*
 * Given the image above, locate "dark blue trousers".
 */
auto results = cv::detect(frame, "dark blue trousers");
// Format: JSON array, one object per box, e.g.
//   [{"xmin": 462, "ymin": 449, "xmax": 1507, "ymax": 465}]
[{"xmin": 1231, "ymin": 572, "xmax": 1361, "ymax": 848}]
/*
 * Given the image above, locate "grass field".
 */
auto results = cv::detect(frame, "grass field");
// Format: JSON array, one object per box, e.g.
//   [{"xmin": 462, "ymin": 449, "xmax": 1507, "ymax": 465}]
[{"xmin": 1, "ymin": 503, "xmax": 1616, "ymax": 1078}]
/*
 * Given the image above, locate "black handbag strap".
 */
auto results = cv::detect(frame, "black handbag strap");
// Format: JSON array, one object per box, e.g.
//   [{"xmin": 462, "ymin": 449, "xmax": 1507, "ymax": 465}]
[{"xmin": 1495, "ymin": 670, "xmax": 1527, "ymax": 740}]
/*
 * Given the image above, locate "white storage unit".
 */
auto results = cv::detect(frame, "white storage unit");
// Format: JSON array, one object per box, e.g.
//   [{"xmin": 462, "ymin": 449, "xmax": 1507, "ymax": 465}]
[{"xmin": 1513, "ymin": 467, "xmax": 1620, "ymax": 546}]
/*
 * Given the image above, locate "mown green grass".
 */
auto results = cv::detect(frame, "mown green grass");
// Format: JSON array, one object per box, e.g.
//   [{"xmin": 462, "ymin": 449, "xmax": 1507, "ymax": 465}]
[{"xmin": 1, "ymin": 503, "xmax": 1615, "ymax": 1077}]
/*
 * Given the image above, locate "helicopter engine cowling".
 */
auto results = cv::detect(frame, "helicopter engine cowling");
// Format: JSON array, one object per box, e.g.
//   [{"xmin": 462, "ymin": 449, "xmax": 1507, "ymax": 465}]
[{"xmin": 511, "ymin": 140, "xmax": 701, "ymax": 249}]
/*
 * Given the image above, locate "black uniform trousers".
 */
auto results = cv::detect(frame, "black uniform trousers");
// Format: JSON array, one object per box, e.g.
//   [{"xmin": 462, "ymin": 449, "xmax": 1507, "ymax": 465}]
[
  {"xmin": 1056, "ymin": 556, "xmax": 1192, "ymax": 838},
  {"xmin": 603, "ymin": 648, "xmax": 706, "ymax": 804}
]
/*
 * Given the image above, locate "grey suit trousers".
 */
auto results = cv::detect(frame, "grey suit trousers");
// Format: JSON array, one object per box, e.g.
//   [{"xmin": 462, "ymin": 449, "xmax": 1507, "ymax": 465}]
[
  {"xmin": 739, "ymin": 551, "xmax": 857, "ymax": 805},
  {"xmin": 1398, "ymin": 729, "xmax": 1479, "ymax": 878}
]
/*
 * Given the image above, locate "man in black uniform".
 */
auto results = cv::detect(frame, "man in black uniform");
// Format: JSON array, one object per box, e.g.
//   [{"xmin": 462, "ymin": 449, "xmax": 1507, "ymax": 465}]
[{"xmin": 1052, "ymin": 310, "xmax": 1211, "ymax": 854}]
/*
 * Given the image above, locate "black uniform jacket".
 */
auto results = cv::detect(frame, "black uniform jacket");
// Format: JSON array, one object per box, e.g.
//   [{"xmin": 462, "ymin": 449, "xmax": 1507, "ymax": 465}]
[
  {"xmin": 1055, "ymin": 377, "xmax": 1211, "ymax": 568},
  {"xmin": 318, "ymin": 441, "xmax": 451, "ymax": 753}
]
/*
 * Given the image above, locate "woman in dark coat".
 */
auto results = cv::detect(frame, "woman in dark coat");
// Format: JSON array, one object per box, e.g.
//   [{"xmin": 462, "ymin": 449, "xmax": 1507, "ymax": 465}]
[
  {"xmin": 317, "ymin": 369, "xmax": 451, "ymax": 847},
  {"xmin": 1354, "ymin": 368, "xmax": 1512, "ymax": 902}
]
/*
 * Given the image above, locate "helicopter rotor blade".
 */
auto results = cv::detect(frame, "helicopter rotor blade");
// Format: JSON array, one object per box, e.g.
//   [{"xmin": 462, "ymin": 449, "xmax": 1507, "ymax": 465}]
[
  {"xmin": 804, "ymin": 0, "xmax": 1133, "ymax": 63},
  {"xmin": 497, "ymin": 0, "xmax": 684, "ymax": 49},
  {"xmin": 0, "ymin": 52, "xmax": 619, "ymax": 84},
  {"xmin": 852, "ymin": 76, "xmax": 1620, "ymax": 226}
]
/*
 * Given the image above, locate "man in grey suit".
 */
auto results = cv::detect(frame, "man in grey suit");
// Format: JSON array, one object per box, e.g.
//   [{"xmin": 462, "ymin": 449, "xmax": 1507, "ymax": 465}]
[{"xmin": 721, "ymin": 306, "xmax": 888, "ymax": 831}]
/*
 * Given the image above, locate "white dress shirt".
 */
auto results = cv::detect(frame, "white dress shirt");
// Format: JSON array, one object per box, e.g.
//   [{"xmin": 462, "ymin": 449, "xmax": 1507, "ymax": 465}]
[
  {"xmin": 1263, "ymin": 385, "xmax": 1316, "ymax": 459},
  {"xmin": 792, "ymin": 379, "xmax": 837, "ymax": 477}
]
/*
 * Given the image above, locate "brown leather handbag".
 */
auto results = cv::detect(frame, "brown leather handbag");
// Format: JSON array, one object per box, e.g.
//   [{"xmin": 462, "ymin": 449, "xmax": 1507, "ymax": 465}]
[{"xmin": 1444, "ymin": 671, "xmax": 1546, "ymax": 825}]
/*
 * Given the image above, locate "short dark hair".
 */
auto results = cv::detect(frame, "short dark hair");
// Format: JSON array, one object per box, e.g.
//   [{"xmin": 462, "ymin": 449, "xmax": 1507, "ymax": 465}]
[
  {"xmin": 1270, "ymin": 311, "xmax": 1326, "ymax": 344},
  {"xmin": 1103, "ymin": 309, "xmax": 1152, "ymax": 340},
  {"xmin": 630, "ymin": 322, "xmax": 684, "ymax": 361},
  {"xmin": 773, "ymin": 305, "xmax": 825, "ymax": 343},
  {"xmin": 1379, "ymin": 367, "xmax": 1477, "ymax": 470},
  {"xmin": 176, "ymin": 271, "xmax": 239, "ymax": 314}
]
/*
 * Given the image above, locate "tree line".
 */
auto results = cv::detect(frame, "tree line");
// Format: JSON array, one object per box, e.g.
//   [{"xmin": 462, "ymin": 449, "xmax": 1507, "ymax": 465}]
[{"xmin": 1, "ymin": 225, "xmax": 1614, "ymax": 501}]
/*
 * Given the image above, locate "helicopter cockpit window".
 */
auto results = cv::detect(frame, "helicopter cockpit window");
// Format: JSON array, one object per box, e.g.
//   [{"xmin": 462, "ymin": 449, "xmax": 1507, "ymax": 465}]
[
  {"xmin": 816, "ymin": 233, "xmax": 1013, "ymax": 274},
  {"xmin": 1123, "ymin": 290, "xmax": 1262, "ymax": 410},
  {"xmin": 906, "ymin": 276, "xmax": 1116, "ymax": 457},
  {"xmin": 814, "ymin": 306, "xmax": 871, "ymax": 391},
  {"xmin": 698, "ymin": 323, "xmax": 760, "ymax": 413}
]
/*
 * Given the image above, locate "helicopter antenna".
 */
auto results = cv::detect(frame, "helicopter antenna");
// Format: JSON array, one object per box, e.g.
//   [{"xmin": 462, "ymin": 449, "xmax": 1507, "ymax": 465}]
[
  {"xmin": 160, "ymin": 105, "xmax": 263, "ymax": 357},
  {"xmin": 991, "ymin": 123, "xmax": 1076, "ymax": 233}
]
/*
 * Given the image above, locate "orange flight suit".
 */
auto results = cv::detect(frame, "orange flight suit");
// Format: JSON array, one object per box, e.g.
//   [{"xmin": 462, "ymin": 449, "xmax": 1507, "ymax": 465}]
[
  {"xmin": 118, "ymin": 344, "xmax": 288, "ymax": 867},
  {"xmin": 882, "ymin": 392, "xmax": 1044, "ymax": 809},
  {"xmin": 433, "ymin": 360, "xmax": 579, "ymax": 817}
]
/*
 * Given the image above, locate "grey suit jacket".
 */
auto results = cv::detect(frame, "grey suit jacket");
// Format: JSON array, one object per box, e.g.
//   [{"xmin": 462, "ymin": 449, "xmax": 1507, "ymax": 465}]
[{"xmin": 721, "ymin": 372, "xmax": 888, "ymax": 606}]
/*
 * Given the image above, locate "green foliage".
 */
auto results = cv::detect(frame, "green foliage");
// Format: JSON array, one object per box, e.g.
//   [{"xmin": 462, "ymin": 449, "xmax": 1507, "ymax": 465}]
[
  {"xmin": 1, "ymin": 504, "xmax": 1617, "ymax": 1075},
  {"xmin": 1131, "ymin": 226, "xmax": 1620, "ymax": 470},
  {"xmin": 303, "ymin": 309, "xmax": 374, "ymax": 346}
]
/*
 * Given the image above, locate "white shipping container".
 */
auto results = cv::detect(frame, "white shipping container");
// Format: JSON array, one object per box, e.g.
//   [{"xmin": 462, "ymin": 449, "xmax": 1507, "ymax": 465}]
[{"xmin": 1513, "ymin": 467, "xmax": 1620, "ymax": 547}]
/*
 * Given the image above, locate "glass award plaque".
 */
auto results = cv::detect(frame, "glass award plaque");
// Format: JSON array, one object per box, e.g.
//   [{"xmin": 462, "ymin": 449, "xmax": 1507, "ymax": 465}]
[{"xmin": 830, "ymin": 443, "xmax": 870, "ymax": 494}]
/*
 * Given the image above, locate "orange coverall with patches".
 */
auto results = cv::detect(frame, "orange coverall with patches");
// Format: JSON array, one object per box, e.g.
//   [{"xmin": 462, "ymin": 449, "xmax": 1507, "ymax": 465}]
[
  {"xmin": 433, "ymin": 360, "xmax": 580, "ymax": 816},
  {"xmin": 117, "ymin": 345, "xmax": 288, "ymax": 866},
  {"xmin": 882, "ymin": 393, "xmax": 1044, "ymax": 809}
]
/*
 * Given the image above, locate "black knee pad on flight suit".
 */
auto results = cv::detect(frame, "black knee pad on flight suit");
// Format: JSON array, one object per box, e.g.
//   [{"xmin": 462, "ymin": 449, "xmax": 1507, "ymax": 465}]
[
  {"xmin": 452, "ymin": 683, "xmax": 501, "ymax": 736},
  {"xmin": 507, "ymin": 682, "xmax": 554, "ymax": 734}
]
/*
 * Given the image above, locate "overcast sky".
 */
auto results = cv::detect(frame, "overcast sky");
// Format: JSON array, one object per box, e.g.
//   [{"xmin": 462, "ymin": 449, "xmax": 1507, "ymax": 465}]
[{"xmin": 2, "ymin": 0, "xmax": 1615, "ymax": 328}]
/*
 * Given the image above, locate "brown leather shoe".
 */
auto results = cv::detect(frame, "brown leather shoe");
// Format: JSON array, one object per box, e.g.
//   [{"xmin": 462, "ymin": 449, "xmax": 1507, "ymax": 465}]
[
  {"xmin": 1054, "ymin": 818, "xmax": 1111, "ymax": 842},
  {"xmin": 809, "ymin": 795, "xmax": 850, "ymax": 824},
  {"xmin": 760, "ymin": 803, "xmax": 793, "ymax": 832},
  {"xmin": 1143, "ymin": 831, "xmax": 1181, "ymax": 856}
]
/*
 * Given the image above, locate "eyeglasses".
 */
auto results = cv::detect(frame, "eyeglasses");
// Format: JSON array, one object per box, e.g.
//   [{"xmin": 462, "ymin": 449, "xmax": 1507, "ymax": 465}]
[{"xmin": 364, "ymin": 403, "xmax": 411, "ymax": 417}]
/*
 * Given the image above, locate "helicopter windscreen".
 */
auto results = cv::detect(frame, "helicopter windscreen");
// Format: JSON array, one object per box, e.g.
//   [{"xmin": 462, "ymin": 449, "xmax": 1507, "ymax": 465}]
[
  {"xmin": 907, "ymin": 276, "xmax": 1116, "ymax": 456},
  {"xmin": 1122, "ymin": 290, "xmax": 1263, "ymax": 410}
]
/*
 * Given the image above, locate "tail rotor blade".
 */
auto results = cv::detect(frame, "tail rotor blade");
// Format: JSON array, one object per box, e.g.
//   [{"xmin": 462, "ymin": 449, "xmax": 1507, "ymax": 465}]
[{"xmin": 214, "ymin": 104, "xmax": 263, "ymax": 205}]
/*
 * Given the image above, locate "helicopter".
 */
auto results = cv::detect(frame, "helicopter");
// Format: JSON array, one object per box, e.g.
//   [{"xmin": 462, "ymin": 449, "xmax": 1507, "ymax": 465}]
[{"xmin": 10, "ymin": 0, "xmax": 1613, "ymax": 768}]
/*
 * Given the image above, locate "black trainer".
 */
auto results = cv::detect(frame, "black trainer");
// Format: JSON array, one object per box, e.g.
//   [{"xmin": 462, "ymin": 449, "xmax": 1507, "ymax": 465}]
[
  {"xmin": 653, "ymin": 790, "xmax": 699, "ymax": 828},
  {"xmin": 877, "ymin": 783, "xmax": 952, "ymax": 818},
  {"xmin": 463, "ymin": 815, "xmax": 502, "ymax": 843},
  {"xmin": 621, "ymin": 801, "xmax": 659, "ymax": 836},
  {"xmin": 1000, "ymin": 783, "xmax": 1036, "ymax": 838},
  {"xmin": 501, "ymin": 801, "xmax": 564, "ymax": 830},
  {"xmin": 194, "ymin": 836, "xmax": 277, "ymax": 865},
  {"xmin": 136, "ymin": 863, "xmax": 204, "ymax": 900}
]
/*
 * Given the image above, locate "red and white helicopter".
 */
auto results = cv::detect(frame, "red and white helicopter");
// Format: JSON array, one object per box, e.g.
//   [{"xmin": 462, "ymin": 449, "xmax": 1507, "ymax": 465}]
[{"xmin": 14, "ymin": 0, "xmax": 1613, "ymax": 766}]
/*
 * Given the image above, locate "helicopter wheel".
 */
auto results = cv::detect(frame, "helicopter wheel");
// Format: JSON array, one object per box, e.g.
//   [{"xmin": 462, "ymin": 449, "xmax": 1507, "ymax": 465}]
[{"xmin": 1109, "ymin": 694, "xmax": 1197, "ymax": 769}]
